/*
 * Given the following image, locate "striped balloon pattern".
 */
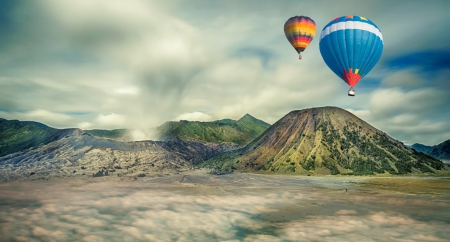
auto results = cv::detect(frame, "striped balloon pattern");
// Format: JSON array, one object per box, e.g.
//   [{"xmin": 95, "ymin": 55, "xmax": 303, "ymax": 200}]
[
  {"xmin": 284, "ymin": 16, "xmax": 316, "ymax": 55},
  {"xmin": 319, "ymin": 16, "xmax": 383, "ymax": 87}
]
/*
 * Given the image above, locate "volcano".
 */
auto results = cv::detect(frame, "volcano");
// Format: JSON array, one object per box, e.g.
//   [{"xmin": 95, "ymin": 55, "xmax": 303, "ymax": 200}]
[{"xmin": 204, "ymin": 107, "xmax": 444, "ymax": 175}]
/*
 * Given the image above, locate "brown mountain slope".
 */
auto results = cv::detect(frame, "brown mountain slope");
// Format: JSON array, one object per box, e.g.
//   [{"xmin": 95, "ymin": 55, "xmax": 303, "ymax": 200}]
[{"xmin": 203, "ymin": 107, "xmax": 444, "ymax": 175}]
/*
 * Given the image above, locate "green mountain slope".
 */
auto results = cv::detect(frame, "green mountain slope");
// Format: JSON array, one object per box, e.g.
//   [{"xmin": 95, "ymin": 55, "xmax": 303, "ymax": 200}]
[
  {"xmin": 203, "ymin": 107, "xmax": 444, "ymax": 175},
  {"xmin": 157, "ymin": 114, "xmax": 270, "ymax": 145},
  {"xmin": 0, "ymin": 118, "xmax": 72, "ymax": 157},
  {"xmin": 1, "ymin": 113, "xmax": 269, "ymax": 157}
]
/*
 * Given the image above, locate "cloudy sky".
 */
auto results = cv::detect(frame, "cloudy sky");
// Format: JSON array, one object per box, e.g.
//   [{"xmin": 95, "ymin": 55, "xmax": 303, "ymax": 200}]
[{"xmin": 0, "ymin": 0, "xmax": 449, "ymax": 145}]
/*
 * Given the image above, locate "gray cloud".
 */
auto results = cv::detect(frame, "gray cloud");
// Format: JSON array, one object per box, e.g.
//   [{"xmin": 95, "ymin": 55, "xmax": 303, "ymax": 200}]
[
  {"xmin": 348, "ymin": 67, "xmax": 450, "ymax": 145},
  {"xmin": 0, "ymin": 0, "xmax": 449, "ymax": 144}
]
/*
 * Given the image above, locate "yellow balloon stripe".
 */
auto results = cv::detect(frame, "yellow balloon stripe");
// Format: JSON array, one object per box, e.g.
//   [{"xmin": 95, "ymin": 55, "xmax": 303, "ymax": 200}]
[{"xmin": 284, "ymin": 16, "xmax": 317, "ymax": 54}]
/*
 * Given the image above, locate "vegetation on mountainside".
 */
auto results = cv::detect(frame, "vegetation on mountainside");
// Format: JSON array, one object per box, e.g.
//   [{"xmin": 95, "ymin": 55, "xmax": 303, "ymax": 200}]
[
  {"xmin": 202, "ymin": 107, "xmax": 444, "ymax": 176},
  {"xmin": 0, "ymin": 114, "xmax": 269, "ymax": 157},
  {"xmin": 157, "ymin": 114, "xmax": 270, "ymax": 145},
  {"xmin": 0, "ymin": 118, "xmax": 61, "ymax": 157},
  {"xmin": 85, "ymin": 114, "xmax": 270, "ymax": 145}
]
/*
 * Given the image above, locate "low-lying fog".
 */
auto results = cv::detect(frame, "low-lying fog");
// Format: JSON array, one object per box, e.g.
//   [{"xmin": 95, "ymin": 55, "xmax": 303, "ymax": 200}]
[{"xmin": 1, "ymin": 172, "xmax": 449, "ymax": 241}]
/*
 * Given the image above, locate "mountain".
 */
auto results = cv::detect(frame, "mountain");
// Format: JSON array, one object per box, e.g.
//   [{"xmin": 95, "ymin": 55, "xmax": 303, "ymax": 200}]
[
  {"xmin": 427, "ymin": 139, "xmax": 450, "ymax": 160},
  {"xmin": 0, "ymin": 117, "xmax": 243, "ymax": 181},
  {"xmin": 410, "ymin": 143, "xmax": 433, "ymax": 153},
  {"xmin": 157, "ymin": 114, "xmax": 270, "ymax": 145},
  {"xmin": 0, "ymin": 113, "xmax": 267, "ymax": 157},
  {"xmin": 0, "ymin": 128, "xmax": 240, "ymax": 181},
  {"xmin": 0, "ymin": 118, "xmax": 79, "ymax": 157},
  {"xmin": 409, "ymin": 140, "xmax": 450, "ymax": 161},
  {"xmin": 203, "ymin": 107, "xmax": 444, "ymax": 175},
  {"xmin": 84, "ymin": 114, "xmax": 270, "ymax": 145}
]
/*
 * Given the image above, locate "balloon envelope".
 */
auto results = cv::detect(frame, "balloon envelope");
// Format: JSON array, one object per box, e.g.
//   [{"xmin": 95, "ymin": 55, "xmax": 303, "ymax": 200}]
[
  {"xmin": 319, "ymin": 15, "xmax": 383, "ymax": 87},
  {"xmin": 284, "ymin": 16, "xmax": 316, "ymax": 55}
]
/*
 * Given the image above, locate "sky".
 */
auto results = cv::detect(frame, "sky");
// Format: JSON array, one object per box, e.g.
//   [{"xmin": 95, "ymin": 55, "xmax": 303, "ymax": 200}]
[{"xmin": 0, "ymin": 0, "xmax": 449, "ymax": 145}]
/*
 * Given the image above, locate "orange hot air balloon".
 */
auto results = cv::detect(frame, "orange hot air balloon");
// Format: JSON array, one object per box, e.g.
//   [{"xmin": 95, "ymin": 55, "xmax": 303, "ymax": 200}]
[{"xmin": 284, "ymin": 16, "xmax": 316, "ymax": 60}]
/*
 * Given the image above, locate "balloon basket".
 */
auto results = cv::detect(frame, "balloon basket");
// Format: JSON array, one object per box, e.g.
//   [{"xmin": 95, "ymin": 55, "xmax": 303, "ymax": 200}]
[{"xmin": 348, "ymin": 88, "xmax": 356, "ymax": 96}]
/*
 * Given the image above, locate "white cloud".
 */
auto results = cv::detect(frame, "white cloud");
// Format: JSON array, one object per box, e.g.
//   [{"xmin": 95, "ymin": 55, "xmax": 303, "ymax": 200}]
[
  {"xmin": 94, "ymin": 113, "xmax": 125, "ymax": 129},
  {"xmin": 0, "ymin": 109, "xmax": 74, "ymax": 128},
  {"xmin": 0, "ymin": 0, "xmax": 449, "ymax": 145},
  {"xmin": 26, "ymin": 109, "xmax": 71, "ymax": 121},
  {"xmin": 174, "ymin": 112, "xmax": 212, "ymax": 122},
  {"xmin": 78, "ymin": 122, "xmax": 93, "ymax": 130},
  {"xmin": 113, "ymin": 86, "xmax": 140, "ymax": 95},
  {"xmin": 129, "ymin": 129, "xmax": 159, "ymax": 141},
  {"xmin": 369, "ymin": 88, "xmax": 445, "ymax": 117},
  {"xmin": 381, "ymin": 68, "xmax": 425, "ymax": 88},
  {"xmin": 346, "ymin": 82, "xmax": 450, "ymax": 145}
]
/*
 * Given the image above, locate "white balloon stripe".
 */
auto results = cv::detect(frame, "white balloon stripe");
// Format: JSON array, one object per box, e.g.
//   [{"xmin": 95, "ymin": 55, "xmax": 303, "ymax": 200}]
[{"xmin": 320, "ymin": 21, "xmax": 383, "ymax": 43}]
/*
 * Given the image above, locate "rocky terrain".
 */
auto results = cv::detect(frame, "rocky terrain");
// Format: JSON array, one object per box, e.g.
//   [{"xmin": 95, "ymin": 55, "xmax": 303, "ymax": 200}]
[
  {"xmin": 0, "ymin": 114, "xmax": 269, "ymax": 181},
  {"xmin": 86, "ymin": 129, "xmax": 130, "ymax": 141},
  {"xmin": 204, "ymin": 107, "xmax": 444, "ymax": 175},
  {"xmin": 0, "ymin": 129, "xmax": 240, "ymax": 182}
]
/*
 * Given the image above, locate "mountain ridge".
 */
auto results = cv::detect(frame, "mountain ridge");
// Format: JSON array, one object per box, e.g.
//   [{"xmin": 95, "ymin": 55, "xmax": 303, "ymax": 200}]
[
  {"xmin": 428, "ymin": 139, "xmax": 450, "ymax": 160},
  {"xmin": 1, "ymin": 108, "xmax": 446, "ymax": 180},
  {"xmin": 203, "ymin": 107, "xmax": 444, "ymax": 175},
  {"xmin": 410, "ymin": 143, "xmax": 433, "ymax": 153},
  {"xmin": 1, "ymin": 113, "xmax": 269, "ymax": 158},
  {"xmin": 156, "ymin": 114, "xmax": 270, "ymax": 145},
  {"xmin": 0, "ymin": 118, "xmax": 86, "ymax": 157}
]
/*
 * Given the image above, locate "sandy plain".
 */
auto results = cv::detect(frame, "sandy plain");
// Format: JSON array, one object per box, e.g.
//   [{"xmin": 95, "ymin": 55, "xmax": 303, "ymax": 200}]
[{"xmin": 1, "ymin": 170, "xmax": 449, "ymax": 241}]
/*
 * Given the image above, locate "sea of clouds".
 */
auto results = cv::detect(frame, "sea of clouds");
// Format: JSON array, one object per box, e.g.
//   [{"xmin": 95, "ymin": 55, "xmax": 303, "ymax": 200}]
[{"xmin": 0, "ymin": 175, "xmax": 449, "ymax": 241}]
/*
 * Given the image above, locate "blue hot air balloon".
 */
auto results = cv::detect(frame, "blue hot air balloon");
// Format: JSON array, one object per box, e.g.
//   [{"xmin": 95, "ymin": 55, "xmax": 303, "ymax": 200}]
[{"xmin": 319, "ymin": 16, "xmax": 383, "ymax": 96}]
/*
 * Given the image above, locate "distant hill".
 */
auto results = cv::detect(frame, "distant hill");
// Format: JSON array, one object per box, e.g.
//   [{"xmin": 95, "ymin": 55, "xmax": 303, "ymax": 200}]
[
  {"xmin": 85, "ymin": 114, "xmax": 270, "ymax": 145},
  {"xmin": 428, "ymin": 139, "xmax": 450, "ymax": 160},
  {"xmin": 203, "ymin": 107, "xmax": 444, "ymax": 175},
  {"xmin": 0, "ymin": 118, "xmax": 79, "ymax": 157},
  {"xmin": 409, "ymin": 140, "xmax": 450, "ymax": 161},
  {"xmin": 157, "ymin": 114, "xmax": 270, "ymax": 145},
  {"xmin": 410, "ymin": 143, "xmax": 433, "ymax": 153},
  {"xmin": 1, "ymin": 113, "xmax": 268, "ymax": 157}
]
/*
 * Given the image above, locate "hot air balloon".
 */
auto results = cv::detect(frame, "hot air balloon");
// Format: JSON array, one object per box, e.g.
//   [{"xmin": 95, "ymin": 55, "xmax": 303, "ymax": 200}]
[
  {"xmin": 284, "ymin": 16, "xmax": 316, "ymax": 60},
  {"xmin": 319, "ymin": 16, "xmax": 383, "ymax": 96}
]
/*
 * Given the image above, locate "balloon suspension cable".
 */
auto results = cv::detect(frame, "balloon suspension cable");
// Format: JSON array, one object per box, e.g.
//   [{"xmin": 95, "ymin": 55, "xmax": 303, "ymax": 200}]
[{"xmin": 348, "ymin": 87, "xmax": 356, "ymax": 97}]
